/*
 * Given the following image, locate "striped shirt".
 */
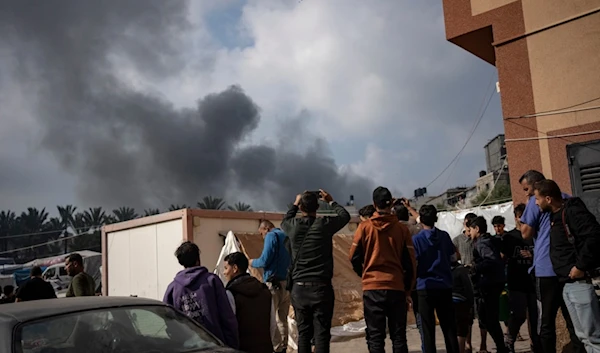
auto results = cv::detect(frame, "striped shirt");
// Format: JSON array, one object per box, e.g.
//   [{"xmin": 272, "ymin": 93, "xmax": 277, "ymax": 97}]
[{"xmin": 452, "ymin": 232, "xmax": 474, "ymax": 266}]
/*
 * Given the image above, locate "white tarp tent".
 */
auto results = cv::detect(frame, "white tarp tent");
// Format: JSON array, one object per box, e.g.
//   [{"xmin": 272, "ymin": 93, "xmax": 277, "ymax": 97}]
[{"xmin": 436, "ymin": 201, "xmax": 515, "ymax": 238}]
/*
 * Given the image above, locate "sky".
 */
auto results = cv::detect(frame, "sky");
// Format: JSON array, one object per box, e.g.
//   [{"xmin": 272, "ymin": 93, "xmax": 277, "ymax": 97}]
[{"xmin": 0, "ymin": 0, "xmax": 503, "ymax": 214}]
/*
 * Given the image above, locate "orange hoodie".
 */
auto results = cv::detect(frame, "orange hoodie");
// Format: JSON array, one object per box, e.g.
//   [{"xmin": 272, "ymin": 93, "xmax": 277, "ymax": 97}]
[{"xmin": 348, "ymin": 212, "xmax": 416, "ymax": 292}]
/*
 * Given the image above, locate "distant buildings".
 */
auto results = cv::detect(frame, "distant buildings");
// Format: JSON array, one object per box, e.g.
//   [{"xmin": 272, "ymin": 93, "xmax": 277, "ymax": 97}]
[{"xmin": 476, "ymin": 134, "xmax": 510, "ymax": 194}]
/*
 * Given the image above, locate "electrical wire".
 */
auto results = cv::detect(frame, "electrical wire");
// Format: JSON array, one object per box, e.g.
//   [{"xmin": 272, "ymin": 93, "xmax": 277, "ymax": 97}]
[
  {"xmin": 504, "ymin": 95, "xmax": 600, "ymax": 120},
  {"xmin": 0, "ymin": 230, "xmax": 99, "ymax": 255},
  {"xmin": 424, "ymin": 74, "xmax": 496, "ymax": 189},
  {"xmin": 504, "ymin": 119, "xmax": 600, "ymax": 154},
  {"xmin": 476, "ymin": 159, "xmax": 509, "ymax": 207},
  {"xmin": 0, "ymin": 225, "xmax": 97, "ymax": 240}
]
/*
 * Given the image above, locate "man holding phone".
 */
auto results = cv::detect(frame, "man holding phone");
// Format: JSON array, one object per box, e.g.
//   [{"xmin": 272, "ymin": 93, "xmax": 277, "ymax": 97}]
[{"xmin": 281, "ymin": 189, "xmax": 351, "ymax": 353}]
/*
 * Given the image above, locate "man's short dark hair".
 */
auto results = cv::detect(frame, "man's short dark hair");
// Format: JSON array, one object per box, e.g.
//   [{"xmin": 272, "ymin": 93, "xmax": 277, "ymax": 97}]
[
  {"xmin": 300, "ymin": 191, "xmax": 319, "ymax": 213},
  {"xmin": 175, "ymin": 241, "xmax": 200, "ymax": 268},
  {"xmin": 359, "ymin": 204, "xmax": 375, "ymax": 219},
  {"xmin": 419, "ymin": 205, "xmax": 438, "ymax": 227},
  {"xmin": 534, "ymin": 179, "xmax": 562, "ymax": 200},
  {"xmin": 514, "ymin": 203, "xmax": 526, "ymax": 217},
  {"xmin": 259, "ymin": 220, "xmax": 275, "ymax": 229},
  {"xmin": 67, "ymin": 253, "xmax": 83, "ymax": 266},
  {"xmin": 30, "ymin": 266, "xmax": 43, "ymax": 277},
  {"xmin": 224, "ymin": 252, "xmax": 249, "ymax": 273},
  {"xmin": 469, "ymin": 216, "xmax": 488, "ymax": 234},
  {"xmin": 464, "ymin": 212, "xmax": 477, "ymax": 225},
  {"xmin": 373, "ymin": 186, "xmax": 393, "ymax": 210},
  {"xmin": 3, "ymin": 285, "xmax": 14, "ymax": 295},
  {"xmin": 491, "ymin": 216, "xmax": 505, "ymax": 225},
  {"xmin": 519, "ymin": 170, "xmax": 545, "ymax": 185},
  {"xmin": 394, "ymin": 205, "xmax": 409, "ymax": 222}
]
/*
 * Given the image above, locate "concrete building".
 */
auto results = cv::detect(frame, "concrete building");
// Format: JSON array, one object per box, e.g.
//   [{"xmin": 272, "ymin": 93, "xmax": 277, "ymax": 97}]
[
  {"xmin": 484, "ymin": 134, "xmax": 507, "ymax": 173},
  {"xmin": 442, "ymin": 0, "xmax": 600, "ymax": 219}
]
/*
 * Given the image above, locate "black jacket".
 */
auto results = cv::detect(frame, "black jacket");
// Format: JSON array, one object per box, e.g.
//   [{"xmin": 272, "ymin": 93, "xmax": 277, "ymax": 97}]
[
  {"xmin": 281, "ymin": 202, "xmax": 351, "ymax": 283},
  {"xmin": 472, "ymin": 233, "xmax": 505, "ymax": 287},
  {"xmin": 452, "ymin": 263, "xmax": 474, "ymax": 305},
  {"xmin": 550, "ymin": 197, "xmax": 600, "ymax": 282}
]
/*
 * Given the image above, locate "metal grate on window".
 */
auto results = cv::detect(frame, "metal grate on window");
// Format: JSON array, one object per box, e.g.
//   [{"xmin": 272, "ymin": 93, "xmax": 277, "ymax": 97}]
[{"xmin": 581, "ymin": 164, "xmax": 600, "ymax": 192}]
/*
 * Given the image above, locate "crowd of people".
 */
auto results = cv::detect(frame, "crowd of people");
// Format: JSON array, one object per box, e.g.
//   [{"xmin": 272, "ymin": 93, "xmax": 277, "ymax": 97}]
[
  {"xmin": 2, "ymin": 173, "xmax": 599, "ymax": 353},
  {"xmin": 0, "ymin": 253, "xmax": 97, "ymax": 304},
  {"xmin": 160, "ymin": 176, "xmax": 600, "ymax": 353}
]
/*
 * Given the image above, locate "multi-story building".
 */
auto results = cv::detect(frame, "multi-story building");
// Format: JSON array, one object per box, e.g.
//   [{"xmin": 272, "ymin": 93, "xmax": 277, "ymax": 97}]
[{"xmin": 442, "ymin": 0, "xmax": 600, "ymax": 219}]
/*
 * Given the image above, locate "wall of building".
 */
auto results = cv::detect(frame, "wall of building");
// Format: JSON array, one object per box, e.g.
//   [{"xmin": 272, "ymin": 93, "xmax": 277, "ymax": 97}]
[
  {"xmin": 191, "ymin": 214, "xmax": 359, "ymax": 272},
  {"xmin": 105, "ymin": 219, "xmax": 184, "ymax": 299}
]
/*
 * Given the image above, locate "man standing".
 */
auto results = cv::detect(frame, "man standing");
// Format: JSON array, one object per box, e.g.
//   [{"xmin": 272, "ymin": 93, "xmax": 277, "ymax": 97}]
[
  {"xmin": 359, "ymin": 204, "xmax": 376, "ymax": 222},
  {"xmin": 65, "ymin": 253, "xmax": 95, "ymax": 297},
  {"xmin": 469, "ymin": 216, "xmax": 507, "ymax": 353},
  {"xmin": 224, "ymin": 252, "xmax": 276, "ymax": 353},
  {"xmin": 281, "ymin": 189, "xmax": 351, "ymax": 353},
  {"xmin": 499, "ymin": 206, "xmax": 541, "ymax": 353},
  {"xmin": 250, "ymin": 220, "xmax": 291, "ymax": 353},
  {"xmin": 534, "ymin": 179, "xmax": 600, "ymax": 352},
  {"xmin": 163, "ymin": 241, "xmax": 239, "ymax": 349},
  {"xmin": 519, "ymin": 170, "xmax": 583, "ymax": 353},
  {"xmin": 453, "ymin": 213, "xmax": 477, "ymax": 267},
  {"xmin": 394, "ymin": 201, "xmax": 421, "ymax": 236},
  {"xmin": 412, "ymin": 205, "xmax": 460, "ymax": 353},
  {"xmin": 349, "ymin": 187, "xmax": 416, "ymax": 353},
  {"xmin": 15, "ymin": 266, "xmax": 56, "ymax": 302}
]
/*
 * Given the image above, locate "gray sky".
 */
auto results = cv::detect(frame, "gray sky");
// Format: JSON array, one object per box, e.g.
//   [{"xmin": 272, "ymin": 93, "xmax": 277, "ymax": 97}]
[{"xmin": 0, "ymin": 0, "xmax": 503, "ymax": 214}]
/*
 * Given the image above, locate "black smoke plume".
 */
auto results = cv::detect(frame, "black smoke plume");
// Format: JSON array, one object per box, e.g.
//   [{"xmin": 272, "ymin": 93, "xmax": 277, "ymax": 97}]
[{"xmin": 0, "ymin": 1, "xmax": 374, "ymax": 210}]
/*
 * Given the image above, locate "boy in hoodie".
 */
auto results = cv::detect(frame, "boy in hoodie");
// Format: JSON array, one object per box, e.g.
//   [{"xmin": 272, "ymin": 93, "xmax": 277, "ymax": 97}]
[
  {"xmin": 224, "ymin": 252, "xmax": 277, "ymax": 353},
  {"xmin": 451, "ymin": 254, "xmax": 475, "ymax": 353},
  {"xmin": 349, "ymin": 186, "xmax": 416, "ymax": 353},
  {"xmin": 468, "ymin": 216, "xmax": 507, "ymax": 353},
  {"xmin": 412, "ymin": 204, "xmax": 460, "ymax": 353},
  {"xmin": 163, "ymin": 241, "xmax": 239, "ymax": 349},
  {"xmin": 534, "ymin": 180, "xmax": 600, "ymax": 352}
]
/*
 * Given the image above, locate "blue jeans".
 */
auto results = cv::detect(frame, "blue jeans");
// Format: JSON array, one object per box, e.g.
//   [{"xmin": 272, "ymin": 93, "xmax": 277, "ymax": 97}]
[{"xmin": 563, "ymin": 281, "xmax": 600, "ymax": 353}]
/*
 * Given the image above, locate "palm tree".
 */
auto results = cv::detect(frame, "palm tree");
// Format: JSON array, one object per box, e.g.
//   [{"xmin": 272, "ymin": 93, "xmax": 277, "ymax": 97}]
[
  {"xmin": 227, "ymin": 202, "xmax": 253, "ymax": 212},
  {"xmin": 57, "ymin": 205, "xmax": 77, "ymax": 233},
  {"xmin": 168, "ymin": 204, "xmax": 188, "ymax": 211},
  {"xmin": 83, "ymin": 207, "xmax": 107, "ymax": 229},
  {"xmin": 112, "ymin": 207, "xmax": 138, "ymax": 222},
  {"xmin": 0, "ymin": 210, "xmax": 17, "ymax": 252},
  {"xmin": 43, "ymin": 217, "xmax": 66, "ymax": 255},
  {"xmin": 69, "ymin": 212, "xmax": 100, "ymax": 253},
  {"xmin": 18, "ymin": 207, "xmax": 49, "ymax": 258},
  {"xmin": 197, "ymin": 196, "xmax": 226, "ymax": 210},
  {"xmin": 144, "ymin": 209, "xmax": 161, "ymax": 216}
]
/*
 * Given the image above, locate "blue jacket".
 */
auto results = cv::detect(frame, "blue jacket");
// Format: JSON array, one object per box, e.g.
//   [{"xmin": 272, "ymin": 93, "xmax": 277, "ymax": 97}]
[
  {"xmin": 251, "ymin": 228, "xmax": 291, "ymax": 282},
  {"xmin": 412, "ymin": 228, "xmax": 454, "ymax": 290}
]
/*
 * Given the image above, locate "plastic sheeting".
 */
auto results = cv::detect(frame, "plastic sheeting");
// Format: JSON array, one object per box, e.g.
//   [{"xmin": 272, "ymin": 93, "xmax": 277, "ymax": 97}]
[
  {"xmin": 214, "ymin": 231, "xmax": 243, "ymax": 284},
  {"xmin": 435, "ymin": 201, "xmax": 516, "ymax": 238}
]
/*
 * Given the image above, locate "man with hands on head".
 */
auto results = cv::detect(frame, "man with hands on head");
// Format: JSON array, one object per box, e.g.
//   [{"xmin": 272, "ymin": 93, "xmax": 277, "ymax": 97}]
[{"xmin": 280, "ymin": 189, "xmax": 351, "ymax": 353}]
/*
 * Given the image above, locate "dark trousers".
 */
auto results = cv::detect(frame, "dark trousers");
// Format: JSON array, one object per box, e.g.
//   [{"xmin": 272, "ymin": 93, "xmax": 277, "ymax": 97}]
[
  {"xmin": 536, "ymin": 277, "xmax": 585, "ymax": 353},
  {"xmin": 291, "ymin": 283, "xmax": 335, "ymax": 353},
  {"xmin": 506, "ymin": 290, "xmax": 542, "ymax": 353},
  {"xmin": 363, "ymin": 290, "xmax": 408, "ymax": 353},
  {"xmin": 417, "ymin": 289, "xmax": 460, "ymax": 353},
  {"xmin": 476, "ymin": 283, "xmax": 507, "ymax": 353}
]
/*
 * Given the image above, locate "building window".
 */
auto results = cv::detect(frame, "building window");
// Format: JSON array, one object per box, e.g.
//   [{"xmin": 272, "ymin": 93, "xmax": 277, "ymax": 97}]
[{"xmin": 485, "ymin": 184, "xmax": 490, "ymax": 190}]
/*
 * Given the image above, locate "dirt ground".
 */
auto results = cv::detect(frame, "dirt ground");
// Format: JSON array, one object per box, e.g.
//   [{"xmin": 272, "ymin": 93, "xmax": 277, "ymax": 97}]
[{"xmin": 329, "ymin": 322, "xmax": 532, "ymax": 353}]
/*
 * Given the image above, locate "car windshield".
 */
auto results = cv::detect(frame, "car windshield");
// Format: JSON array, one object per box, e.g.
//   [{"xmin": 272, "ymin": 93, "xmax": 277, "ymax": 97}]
[{"xmin": 16, "ymin": 305, "xmax": 222, "ymax": 353}]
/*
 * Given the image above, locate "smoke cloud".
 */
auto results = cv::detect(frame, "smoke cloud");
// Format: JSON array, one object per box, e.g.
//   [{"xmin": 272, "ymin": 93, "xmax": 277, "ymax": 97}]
[{"xmin": 0, "ymin": 1, "xmax": 374, "ymax": 210}]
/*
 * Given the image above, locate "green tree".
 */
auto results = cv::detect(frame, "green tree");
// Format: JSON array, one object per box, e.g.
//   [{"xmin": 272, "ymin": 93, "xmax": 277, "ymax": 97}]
[
  {"xmin": 168, "ymin": 204, "xmax": 188, "ymax": 211},
  {"xmin": 197, "ymin": 196, "xmax": 226, "ymax": 210},
  {"xmin": 57, "ymin": 205, "xmax": 77, "ymax": 233},
  {"xmin": 144, "ymin": 209, "xmax": 161, "ymax": 216},
  {"xmin": 0, "ymin": 210, "xmax": 17, "ymax": 252},
  {"xmin": 471, "ymin": 184, "xmax": 512, "ymax": 206},
  {"xmin": 227, "ymin": 202, "xmax": 253, "ymax": 212},
  {"xmin": 83, "ymin": 207, "xmax": 107, "ymax": 228},
  {"xmin": 112, "ymin": 207, "xmax": 138, "ymax": 222}
]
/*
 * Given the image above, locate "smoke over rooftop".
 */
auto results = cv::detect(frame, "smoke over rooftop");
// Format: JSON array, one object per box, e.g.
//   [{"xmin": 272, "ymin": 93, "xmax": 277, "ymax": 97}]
[{"xmin": 0, "ymin": 1, "xmax": 375, "ymax": 210}]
